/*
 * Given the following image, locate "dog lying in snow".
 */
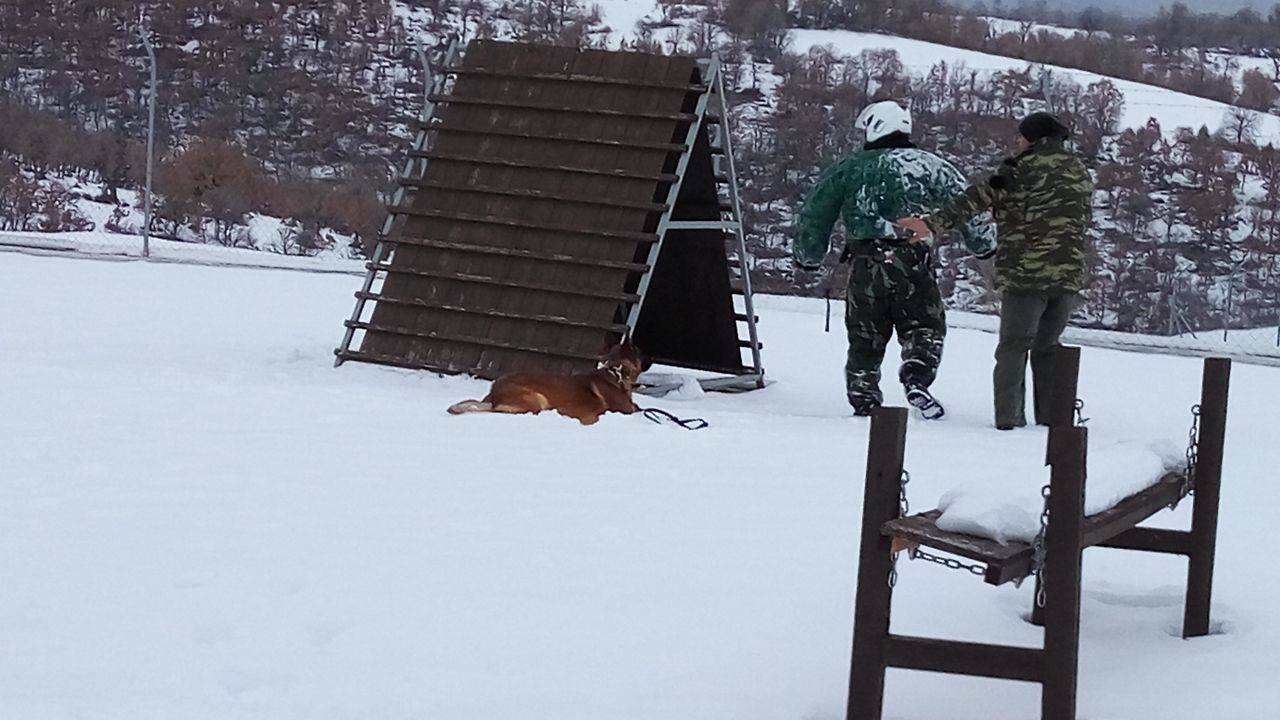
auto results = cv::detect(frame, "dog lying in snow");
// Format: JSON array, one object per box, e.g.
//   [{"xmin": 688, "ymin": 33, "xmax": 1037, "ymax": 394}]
[{"xmin": 447, "ymin": 337, "xmax": 644, "ymax": 425}]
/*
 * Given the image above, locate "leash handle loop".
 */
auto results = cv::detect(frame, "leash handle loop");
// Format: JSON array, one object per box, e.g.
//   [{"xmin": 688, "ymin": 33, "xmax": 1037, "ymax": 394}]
[{"xmin": 640, "ymin": 407, "xmax": 708, "ymax": 431}]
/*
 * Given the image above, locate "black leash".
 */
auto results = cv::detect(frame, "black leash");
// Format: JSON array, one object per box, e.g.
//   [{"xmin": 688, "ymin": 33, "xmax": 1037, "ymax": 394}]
[{"xmin": 640, "ymin": 407, "xmax": 708, "ymax": 430}]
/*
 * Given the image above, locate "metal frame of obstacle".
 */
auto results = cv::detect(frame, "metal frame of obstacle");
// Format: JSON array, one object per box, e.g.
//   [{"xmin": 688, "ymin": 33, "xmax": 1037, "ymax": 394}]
[
  {"xmin": 334, "ymin": 41, "xmax": 764, "ymax": 393},
  {"xmin": 847, "ymin": 348, "xmax": 1231, "ymax": 720}
]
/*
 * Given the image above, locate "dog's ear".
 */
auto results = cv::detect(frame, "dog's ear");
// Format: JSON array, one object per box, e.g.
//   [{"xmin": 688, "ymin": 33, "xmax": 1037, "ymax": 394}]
[{"xmin": 601, "ymin": 331, "xmax": 636, "ymax": 360}]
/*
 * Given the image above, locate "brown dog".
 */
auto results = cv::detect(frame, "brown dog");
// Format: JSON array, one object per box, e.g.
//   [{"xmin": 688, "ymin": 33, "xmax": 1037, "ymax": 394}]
[{"xmin": 447, "ymin": 338, "xmax": 644, "ymax": 425}]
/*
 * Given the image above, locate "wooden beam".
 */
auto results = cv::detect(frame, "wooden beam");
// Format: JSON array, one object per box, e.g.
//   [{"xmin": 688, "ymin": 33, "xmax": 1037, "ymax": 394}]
[
  {"xmin": 344, "ymin": 320, "xmax": 600, "ymax": 362},
  {"xmin": 420, "ymin": 121, "xmax": 688, "ymax": 153},
  {"xmin": 1041, "ymin": 425, "xmax": 1087, "ymax": 720},
  {"xmin": 354, "ymin": 292, "xmax": 628, "ymax": 333},
  {"xmin": 407, "ymin": 150, "xmax": 679, "ymax": 182},
  {"xmin": 1044, "ymin": 345, "xmax": 1082, "ymax": 467},
  {"xmin": 383, "ymin": 236, "xmax": 651, "ymax": 272},
  {"xmin": 366, "ymin": 263, "xmax": 639, "ymax": 303},
  {"xmin": 428, "ymin": 93, "xmax": 698, "ymax": 121},
  {"xmin": 1184, "ymin": 357, "xmax": 1231, "ymax": 638},
  {"xmin": 388, "ymin": 206, "xmax": 658, "ymax": 243},
  {"xmin": 883, "ymin": 473, "xmax": 1186, "ymax": 588},
  {"xmin": 1080, "ymin": 473, "xmax": 1183, "ymax": 547},
  {"xmin": 399, "ymin": 177, "xmax": 671, "ymax": 212},
  {"xmin": 847, "ymin": 407, "xmax": 908, "ymax": 720},
  {"xmin": 1097, "ymin": 526, "xmax": 1193, "ymax": 555},
  {"xmin": 882, "ymin": 510, "xmax": 1031, "ymax": 586},
  {"xmin": 444, "ymin": 66, "xmax": 708, "ymax": 92},
  {"xmin": 884, "ymin": 635, "xmax": 1044, "ymax": 683}
]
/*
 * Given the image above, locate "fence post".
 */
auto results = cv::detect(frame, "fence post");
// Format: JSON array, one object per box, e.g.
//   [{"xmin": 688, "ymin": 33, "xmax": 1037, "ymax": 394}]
[{"xmin": 138, "ymin": 22, "xmax": 157, "ymax": 259}]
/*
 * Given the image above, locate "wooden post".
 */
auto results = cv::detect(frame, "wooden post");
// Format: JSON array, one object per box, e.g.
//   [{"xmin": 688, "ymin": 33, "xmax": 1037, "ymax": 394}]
[
  {"xmin": 847, "ymin": 407, "xmax": 908, "ymax": 720},
  {"xmin": 1041, "ymin": 425, "xmax": 1087, "ymax": 720},
  {"xmin": 1183, "ymin": 358, "xmax": 1230, "ymax": 638},
  {"xmin": 1034, "ymin": 345, "xmax": 1081, "ymax": 627},
  {"xmin": 1044, "ymin": 346, "xmax": 1082, "ymax": 463}
]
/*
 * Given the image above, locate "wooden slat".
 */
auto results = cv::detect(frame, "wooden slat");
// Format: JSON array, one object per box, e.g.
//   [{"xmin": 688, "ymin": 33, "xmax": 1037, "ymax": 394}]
[
  {"xmin": 882, "ymin": 473, "xmax": 1187, "ymax": 586},
  {"xmin": 1080, "ymin": 473, "xmax": 1184, "ymax": 547},
  {"xmin": 407, "ymin": 150, "xmax": 679, "ymax": 182},
  {"xmin": 346, "ymin": 320, "xmax": 601, "ymax": 361},
  {"xmin": 446, "ymin": 65, "xmax": 708, "ymax": 92},
  {"xmin": 884, "ymin": 510, "xmax": 1032, "ymax": 586},
  {"xmin": 387, "ymin": 206, "xmax": 659, "ymax": 243},
  {"xmin": 884, "ymin": 635, "xmax": 1044, "ymax": 683},
  {"xmin": 355, "ymin": 292, "xmax": 628, "ymax": 333},
  {"xmin": 382, "ymin": 237, "xmax": 650, "ymax": 272},
  {"xmin": 400, "ymin": 178, "xmax": 670, "ymax": 212},
  {"xmin": 420, "ymin": 121, "xmax": 688, "ymax": 153},
  {"xmin": 428, "ymin": 93, "xmax": 697, "ymax": 121},
  {"xmin": 367, "ymin": 263, "xmax": 639, "ymax": 303},
  {"xmin": 336, "ymin": 347, "xmax": 566, "ymax": 380}
]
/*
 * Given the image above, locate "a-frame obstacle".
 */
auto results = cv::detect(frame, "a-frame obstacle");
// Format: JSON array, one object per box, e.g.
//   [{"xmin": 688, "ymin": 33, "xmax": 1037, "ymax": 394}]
[
  {"xmin": 335, "ymin": 40, "xmax": 764, "ymax": 392},
  {"xmin": 848, "ymin": 348, "xmax": 1230, "ymax": 720}
]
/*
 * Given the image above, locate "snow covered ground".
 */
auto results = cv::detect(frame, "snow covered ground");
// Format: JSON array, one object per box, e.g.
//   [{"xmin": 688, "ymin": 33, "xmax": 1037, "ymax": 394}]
[
  {"xmin": 0, "ymin": 231, "xmax": 364, "ymax": 274},
  {"xmin": 4, "ymin": 253, "xmax": 1280, "ymax": 719},
  {"xmin": 787, "ymin": 29, "xmax": 1280, "ymax": 144}
]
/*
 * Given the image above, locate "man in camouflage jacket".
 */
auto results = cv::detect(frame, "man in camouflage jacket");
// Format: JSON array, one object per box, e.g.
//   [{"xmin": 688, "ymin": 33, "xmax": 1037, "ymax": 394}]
[
  {"xmin": 793, "ymin": 101, "xmax": 996, "ymax": 418},
  {"xmin": 899, "ymin": 112, "xmax": 1094, "ymax": 429}
]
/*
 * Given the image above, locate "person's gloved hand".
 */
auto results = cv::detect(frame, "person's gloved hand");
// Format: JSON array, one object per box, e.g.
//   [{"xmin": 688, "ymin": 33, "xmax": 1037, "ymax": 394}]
[
  {"xmin": 793, "ymin": 263, "xmax": 822, "ymax": 287},
  {"xmin": 988, "ymin": 158, "xmax": 1018, "ymax": 190}
]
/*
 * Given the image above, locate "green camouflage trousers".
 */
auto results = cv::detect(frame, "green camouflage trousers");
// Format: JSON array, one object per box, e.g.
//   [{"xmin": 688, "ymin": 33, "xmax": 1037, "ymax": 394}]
[{"xmin": 845, "ymin": 245, "xmax": 946, "ymax": 409}]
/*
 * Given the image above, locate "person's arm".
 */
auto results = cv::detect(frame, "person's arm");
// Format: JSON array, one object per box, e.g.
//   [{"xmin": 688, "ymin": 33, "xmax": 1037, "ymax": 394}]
[
  {"xmin": 898, "ymin": 158, "xmax": 1011, "ymax": 243},
  {"xmin": 937, "ymin": 158, "xmax": 998, "ymax": 259},
  {"xmin": 793, "ymin": 161, "xmax": 849, "ymax": 270},
  {"xmin": 926, "ymin": 178, "xmax": 997, "ymax": 236}
]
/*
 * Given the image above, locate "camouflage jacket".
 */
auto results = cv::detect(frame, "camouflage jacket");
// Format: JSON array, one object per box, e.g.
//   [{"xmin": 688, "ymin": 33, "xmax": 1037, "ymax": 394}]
[
  {"xmin": 793, "ymin": 142, "xmax": 997, "ymax": 270},
  {"xmin": 926, "ymin": 138, "xmax": 1094, "ymax": 292}
]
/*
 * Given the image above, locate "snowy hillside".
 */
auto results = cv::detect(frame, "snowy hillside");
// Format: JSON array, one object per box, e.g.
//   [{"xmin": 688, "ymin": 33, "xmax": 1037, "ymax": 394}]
[
  {"xmin": 4, "ymin": 253, "xmax": 1280, "ymax": 719},
  {"xmin": 786, "ymin": 28, "xmax": 1280, "ymax": 143}
]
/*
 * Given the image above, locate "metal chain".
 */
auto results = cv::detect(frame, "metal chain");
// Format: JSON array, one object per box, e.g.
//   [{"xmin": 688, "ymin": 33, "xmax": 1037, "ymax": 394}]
[
  {"xmin": 1031, "ymin": 483, "xmax": 1051, "ymax": 608},
  {"xmin": 1183, "ymin": 404, "xmax": 1201, "ymax": 499},
  {"xmin": 909, "ymin": 547, "xmax": 986, "ymax": 577},
  {"xmin": 889, "ymin": 469, "xmax": 912, "ymax": 589},
  {"xmin": 1073, "ymin": 398, "xmax": 1089, "ymax": 426},
  {"xmin": 898, "ymin": 469, "xmax": 911, "ymax": 518}
]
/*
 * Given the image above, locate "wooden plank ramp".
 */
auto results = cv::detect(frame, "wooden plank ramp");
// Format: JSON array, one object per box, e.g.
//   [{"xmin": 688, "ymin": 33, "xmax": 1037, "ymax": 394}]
[{"xmin": 882, "ymin": 472, "xmax": 1186, "ymax": 586}]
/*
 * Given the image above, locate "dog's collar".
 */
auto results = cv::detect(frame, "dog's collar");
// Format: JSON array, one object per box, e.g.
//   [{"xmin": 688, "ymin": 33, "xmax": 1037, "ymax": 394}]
[{"xmin": 602, "ymin": 364, "xmax": 627, "ymax": 387}]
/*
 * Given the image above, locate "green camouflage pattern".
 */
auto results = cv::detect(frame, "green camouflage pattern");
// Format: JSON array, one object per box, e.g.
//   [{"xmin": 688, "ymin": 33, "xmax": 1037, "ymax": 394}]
[
  {"xmin": 844, "ymin": 245, "xmax": 946, "ymax": 409},
  {"xmin": 793, "ymin": 147, "xmax": 996, "ymax": 268},
  {"xmin": 927, "ymin": 137, "xmax": 1094, "ymax": 292}
]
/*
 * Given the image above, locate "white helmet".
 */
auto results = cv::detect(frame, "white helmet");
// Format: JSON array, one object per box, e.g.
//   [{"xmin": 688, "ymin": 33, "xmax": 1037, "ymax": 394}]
[{"xmin": 856, "ymin": 101, "xmax": 912, "ymax": 143}]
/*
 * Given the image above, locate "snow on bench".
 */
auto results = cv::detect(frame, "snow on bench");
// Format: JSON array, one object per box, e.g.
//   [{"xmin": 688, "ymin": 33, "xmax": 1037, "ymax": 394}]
[{"xmin": 934, "ymin": 439, "xmax": 1184, "ymax": 545}]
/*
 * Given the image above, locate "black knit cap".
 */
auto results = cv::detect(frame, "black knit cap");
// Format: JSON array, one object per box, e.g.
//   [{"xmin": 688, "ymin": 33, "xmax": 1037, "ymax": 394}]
[{"xmin": 1019, "ymin": 112, "xmax": 1070, "ymax": 142}]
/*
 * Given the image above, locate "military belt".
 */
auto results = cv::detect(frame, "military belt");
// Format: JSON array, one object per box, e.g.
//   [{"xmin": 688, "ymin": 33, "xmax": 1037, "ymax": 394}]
[{"xmin": 840, "ymin": 239, "xmax": 924, "ymax": 264}]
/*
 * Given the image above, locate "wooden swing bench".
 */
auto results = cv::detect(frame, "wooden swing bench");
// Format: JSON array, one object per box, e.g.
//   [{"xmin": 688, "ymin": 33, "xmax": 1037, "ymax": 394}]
[{"xmin": 848, "ymin": 347, "xmax": 1231, "ymax": 720}]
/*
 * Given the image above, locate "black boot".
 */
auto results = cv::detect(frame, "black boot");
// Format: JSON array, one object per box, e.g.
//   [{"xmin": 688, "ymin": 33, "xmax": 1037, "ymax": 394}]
[{"xmin": 905, "ymin": 384, "xmax": 945, "ymax": 420}]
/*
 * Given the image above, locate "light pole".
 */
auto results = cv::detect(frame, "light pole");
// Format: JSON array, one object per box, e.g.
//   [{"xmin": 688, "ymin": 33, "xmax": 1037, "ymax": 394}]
[
  {"xmin": 414, "ymin": 35, "xmax": 431, "ymax": 122},
  {"xmin": 138, "ymin": 23, "xmax": 157, "ymax": 259}
]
